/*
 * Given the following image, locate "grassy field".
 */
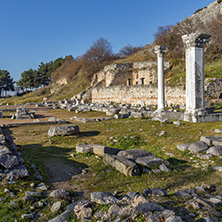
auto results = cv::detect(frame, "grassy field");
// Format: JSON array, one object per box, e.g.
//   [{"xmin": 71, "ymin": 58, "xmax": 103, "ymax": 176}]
[{"xmin": 8, "ymin": 109, "xmax": 222, "ymax": 194}]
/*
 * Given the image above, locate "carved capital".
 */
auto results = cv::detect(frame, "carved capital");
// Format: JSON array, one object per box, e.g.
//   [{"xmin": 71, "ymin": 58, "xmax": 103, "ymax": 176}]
[
  {"xmin": 154, "ymin": 45, "xmax": 166, "ymax": 55},
  {"xmin": 182, "ymin": 33, "xmax": 211, "ymax": 49}
]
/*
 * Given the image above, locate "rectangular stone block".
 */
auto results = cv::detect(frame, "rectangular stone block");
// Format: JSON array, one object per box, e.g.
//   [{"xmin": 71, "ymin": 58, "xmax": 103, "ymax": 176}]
[
  {"xmin": 136, "ymin": 156, "xmax": 170, "ymax": 168},
  {"xmin": 104, "ymin": 154, "xmax": 140, "ymax": 176},
  {"xmin": 93, "ymin": 144, "xmax": 121, "ymax": 157},
  {"xmin": 117, "ymin": 148, "xmax": 154, "ymax": 161},
  {"xmin": 76, "ymin": 144, "xmax": 93, "ymax": 154}
]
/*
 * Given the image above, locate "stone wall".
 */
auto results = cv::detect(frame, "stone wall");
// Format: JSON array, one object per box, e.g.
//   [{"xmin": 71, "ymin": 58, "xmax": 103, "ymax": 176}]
[
  {"xmin": 91, "ymin": 62, "xmax": 171, "ymax": 87},
  {"xmin": 91, "ymin": 85, "xmax": 185, "ymax": 106}
]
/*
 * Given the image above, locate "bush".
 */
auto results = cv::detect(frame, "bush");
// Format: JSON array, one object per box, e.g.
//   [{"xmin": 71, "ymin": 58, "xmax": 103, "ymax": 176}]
[{"xmin": 217, "ymin": 0, "xmax": 222, "ymax": 3}]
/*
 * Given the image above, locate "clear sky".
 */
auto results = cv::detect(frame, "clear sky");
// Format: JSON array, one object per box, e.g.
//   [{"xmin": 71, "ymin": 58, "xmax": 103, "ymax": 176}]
[{"xmin": 0, "ymin": 0, "xmax": 214, "ymax": 81}]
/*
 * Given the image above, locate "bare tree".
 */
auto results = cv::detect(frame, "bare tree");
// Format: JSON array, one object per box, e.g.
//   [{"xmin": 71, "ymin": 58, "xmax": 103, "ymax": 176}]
[
  {"xmin": 117, "ymin": 44, "xmax": 143, "ymax": 57},
  {"xmin": 81, "ymin": 37, "xmax": 114, "ymax": 75}
]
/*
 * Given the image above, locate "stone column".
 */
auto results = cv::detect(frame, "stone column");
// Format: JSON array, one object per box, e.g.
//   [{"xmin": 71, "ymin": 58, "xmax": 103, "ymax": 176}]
[
  {"xmin": 182, "ymin": 33, "xmax": 211, "ymax": 121},
  {"xmin": 155, "ymin": 45, "xmax": 166, "ymax": 112}
]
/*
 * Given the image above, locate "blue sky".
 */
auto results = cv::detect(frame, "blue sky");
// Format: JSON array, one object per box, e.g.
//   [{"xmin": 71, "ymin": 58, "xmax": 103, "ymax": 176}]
[{"xmin": 0, "ymin": 0, "xmax": 214, "ymax": 81}]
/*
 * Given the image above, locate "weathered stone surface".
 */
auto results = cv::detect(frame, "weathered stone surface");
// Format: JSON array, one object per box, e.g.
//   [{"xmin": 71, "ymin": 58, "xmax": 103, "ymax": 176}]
[
  {"xmin": 165, "ymin": 216, "xmax": 183, "ymax": 222},
  {"xmin": 48, "ymin": 209, "xmax": 70, "ymax": 222},
  {"xmin": 213, "ymin": 166, "xmax": 222, "ymax": 172},
  {"xmin": 48, "ymin": 125, "xmax": 79, "ymax": 137},
  {"xmin": 136, "ymin": 156, "xmax": 169, "ymax": 168},
  {"xmin": 106, "ymin": 108, "xmax": 120, "ymax": 116},
  {"xmin": 200, "ymin": 136, "xmax": 222, "ymax": 146},
  {"xmin": 134, "ymin": 202, "xmax": 164, "ymax": 213},
  {"xmin": 0, "ymin": 154, "xmax": 19, "ymax": 169},
  {"xmin": 76, "ymin": 144, "xmax": 93, "ymax": 154},
  {"xmin": 91, "ymin": 192, "xmax": 118, "ymax": 205},
  {"xmin": 21, "ymin": 214, "xmax": 34, "ymax": 219},
  {"xmin": 108, "ymin": 204, "xmax": 123, "ymax": 215},
  {"xmin": 207, "ymin": 146, "xmax": 222, "ymax": 156},
  {"xmin": 6, "ymin": 165, "xmax": 29, "ymax": 181},
  {"xmin": 177, "ymin": 143, "xmax": 192, "ymax": 151},
  {"xmin": 117, "ymin": 148, "xmax": 154, "ymax": 160},
  {"xmin": 104, "ymin": 154, "xmax": 140, "ymax": 177},
  {"xmin": 159, "ymin": 163, "xmax": 170, "ymax": 172},
  {"xmin": 188, "ymin": 141, "xmax": 208, "ymax": 153},
  {"xmin": 51, "ymin": 201, "xmax": 62, "ymax": 213},
  {"xmin": 36, "ymin": 182, "xmax": 47, "ymax": 191},
  {"xmin": 49, "ymin": 189, "xmax": 69, "ymax": 198},
  {"xmin": 93, "ymin": 144, "xmax": 121, "ymax": 156}
]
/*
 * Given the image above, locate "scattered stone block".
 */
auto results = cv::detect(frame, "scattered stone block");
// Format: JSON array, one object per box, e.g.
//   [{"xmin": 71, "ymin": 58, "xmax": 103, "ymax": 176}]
[
  {"xmin": 91, "ymin": 191, "xmax": 118, "ymax": 204},
  {"xmin": 188, "ymin": 141, "xmax": 208, "ymax": 153},
  {"xmin": 213, "ymin": 166, "xmax": 222, "ymax": 172},
  {"xmin": 104, "ymin": 154, "xmax": 140, "ymax": 177},
  {"xmin": 0, "ymin": 154, "xmax": 19, "ymax": 169},
  {"xmin": 177, "ymin": 143, "xmax": 192, "ymax": 151},
  {"xmin": 117, "ymin": 148, "xmax": 154, "ymax": 161},
  {"xmin": 0, "ymin": 111, "xmax": 3, "ymax": 118},
  {"xmin": 6, "ymin": 165, "xmax": 29, "ymax": 181},
  {"xmin": 93, "ymin": 144, "xmax": 121, "ymax": 156},
  {"xmin": 51, "ymin": 201, "xmax": 62, "ymax": 213},
  {"xmin": 134, "ymin": 202, "xmax": 164, "ymax": 213},
  {"xmin": 48, "ymin": 125, "xmax": 79, "ymax": 137},
  {"xmin": 215, "ymin": 129, "xmax": 222, "ymax": 133},
  {"xmin": 207, "ymin": 146, "xmax": 222, "ymax": 156},
  {"xmin": 200, "ymin": 136, "xmax": 222, "ymax": 146},
  {"xmin": 159, "ymin": 163, "xmax": 170, "ymax": 172},
  {"xmin": 106, "ymin": 108, "xmax": 120, "ymax": 116},
  {"xmin": 173, "ymin": 121, "xmax": 183, "ymax": 126},
  {"xmin": 136, "ymin": 156, "xmax": 170, "ymax": 168},
  {"xmin": 49, "ymin": 189, "xmax": 69, "ymax": 198},
  {"xmin": 76, "ymin": 144, "xmax": 93, "ymax": 154}
]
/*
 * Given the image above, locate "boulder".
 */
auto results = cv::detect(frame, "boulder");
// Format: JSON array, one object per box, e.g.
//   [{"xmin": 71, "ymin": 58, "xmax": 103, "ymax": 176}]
[
  {"xmin": 117, "ymin": 148, "xmax": 154, "ymax": 161},
  {"xmin": 136, "ymin": 156, "xmax": 170, "ymax": 168},
  {"xmin": 207, "ymin": 146, "xmax": 222, "ymax": 156},
  {"xmin": 91, "ymin": 192, "xmax": 118, "ymax": 205},
  {"xmin": 188, "ymin": 141, "xmax": 208, "ymax": 153},
  {"xmin": 6, "ymin": 165, "xmax": 29, "ymax": 181},
  {"xmin": 48, "ymin": 125, "xmax": 79, "ymax": 137},
  {"xmin": 93, "ymin": 144, "xmax": 121, "ymax": 156},
  {"xmin": 104, "ymin": 154, "xmax": 140, "ymax": 177}
]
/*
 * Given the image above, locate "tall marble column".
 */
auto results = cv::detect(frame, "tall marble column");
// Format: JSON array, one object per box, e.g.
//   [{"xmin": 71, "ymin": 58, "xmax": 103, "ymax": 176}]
[
  {"xmin": 155, "ymin": 45, "xmax": 166, "ymax": 112},
  {"xmin": 182, "ymin": 33, "xmax": 211, "ymax": 121}
]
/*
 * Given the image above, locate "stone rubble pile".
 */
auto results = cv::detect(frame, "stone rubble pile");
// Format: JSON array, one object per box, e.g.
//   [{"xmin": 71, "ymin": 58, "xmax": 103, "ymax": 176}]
[
  {"xmin": 11, "ymin": 107, "xmax": 35, "ymax": 120},
  {"xmin": 49, "ymin": 183, "xmax": 222, "ymax": 222},
  {"xmin": 76, "ymin": 144, "xmax": 170, "ymax": 176},
  {"xmin": 177, "ymin": 133, "xmax": 222, "ymax": 172},
  {"xmin": 0, "ymin": 126, "xmax": 44, "ymax": 183}
]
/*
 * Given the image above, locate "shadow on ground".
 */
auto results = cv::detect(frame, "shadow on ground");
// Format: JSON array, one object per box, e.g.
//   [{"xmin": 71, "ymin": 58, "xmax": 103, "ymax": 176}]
[{"xmin": 21, "ymin": 143, "xmax": 88, "ymax": 189}]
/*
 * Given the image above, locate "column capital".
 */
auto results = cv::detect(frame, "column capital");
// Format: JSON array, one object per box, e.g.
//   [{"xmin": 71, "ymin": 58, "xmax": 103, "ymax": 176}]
[
  {"xmin": 182, "ymin": 32, "xmax": 211, "ymax": 49},
  {"xmin": 154, "ymin": 45, "xmax": 166, "ymax": 55}
]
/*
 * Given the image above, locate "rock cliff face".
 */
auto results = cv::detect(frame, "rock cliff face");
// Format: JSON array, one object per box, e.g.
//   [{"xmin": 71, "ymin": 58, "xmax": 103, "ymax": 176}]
[{"xmin": 190, "ymin": 1, "xmax": 222, "ymax": 26}]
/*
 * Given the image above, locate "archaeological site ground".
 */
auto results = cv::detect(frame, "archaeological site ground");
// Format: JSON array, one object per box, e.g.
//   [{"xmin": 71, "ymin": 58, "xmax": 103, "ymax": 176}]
[{"xmin": 1, "ymin": 1, "xmax": 222, "ymax": 221}]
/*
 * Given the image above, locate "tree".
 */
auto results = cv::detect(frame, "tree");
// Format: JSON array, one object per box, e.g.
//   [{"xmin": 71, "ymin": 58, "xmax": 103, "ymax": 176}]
[
  {"xmin": 81, "ymin": 37, "xmax": 114, "ymax": 75},
  {"xmin": 117, "ymin": 44, "xmax": 143, "ymax": 57},
  {"xmin": 18, "ymin": 69, "xmax": 39, "ymax": 91},
  {"xmin": 0, "ymin": 70, "xmax": 14, "ymax": 97}
]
